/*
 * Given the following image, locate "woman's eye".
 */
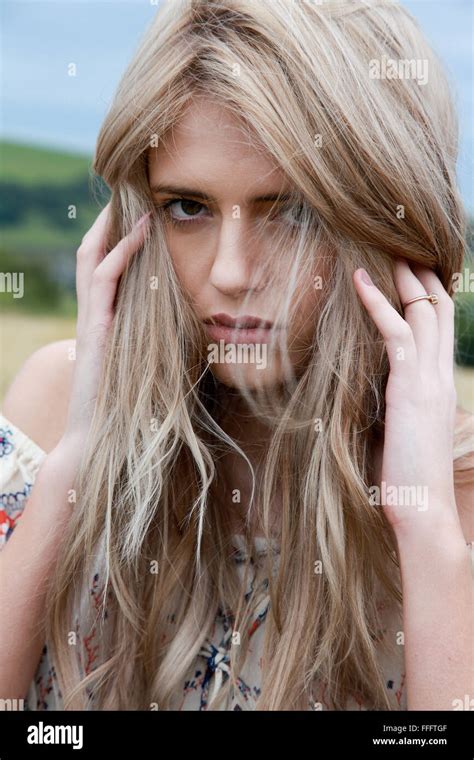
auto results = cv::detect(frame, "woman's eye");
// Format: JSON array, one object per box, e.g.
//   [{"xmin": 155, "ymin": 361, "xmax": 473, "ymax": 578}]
[
  {"xmin": 159, "ymin": 198, "xmax": 209, "ymax": 226},
  {"xmin": 279, "ymin": 202, "xmax": 306, "ymax": 225},
  {"xmin": 265, "ymin": 201, "xmax": 306, "ymax": 227}
]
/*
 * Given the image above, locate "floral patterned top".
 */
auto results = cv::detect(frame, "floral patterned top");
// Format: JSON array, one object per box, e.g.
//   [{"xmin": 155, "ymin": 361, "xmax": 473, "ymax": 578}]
[{"xmin": 5, "ymin": 409, "xmax": 462, "ymax": 712}]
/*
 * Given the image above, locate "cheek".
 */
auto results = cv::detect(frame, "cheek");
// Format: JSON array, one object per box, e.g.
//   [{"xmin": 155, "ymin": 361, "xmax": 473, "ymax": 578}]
[
  {"xmin": 290, "ymin": 252, "xmax": 331, "ymax": 341},
  {"xmin": 168, "ymin": 235, "xmax": 210, "ymax": 295},
  {"xmin": 289, "ymin": 282, "xmax": 320, "ymax": 339}
]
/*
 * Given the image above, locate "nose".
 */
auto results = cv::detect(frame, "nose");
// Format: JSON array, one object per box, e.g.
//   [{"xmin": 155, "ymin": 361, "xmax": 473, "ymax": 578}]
[{"xmin": 208, "ymin": 215, "xmax": 265, "ymax": 297}]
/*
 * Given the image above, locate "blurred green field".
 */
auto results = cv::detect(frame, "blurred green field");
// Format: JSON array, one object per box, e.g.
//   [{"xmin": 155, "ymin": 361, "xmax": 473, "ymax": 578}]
[
  {"xmin": 1, "ymin": 208, "xmax": 96, "ymax": 250},
  {"xmin": 0, "ymin": 141, "xmax": 106, "ymax": 289},
  {"xmin": 1, "ymin": 141, "xmax": 91, "ymax": 184}
]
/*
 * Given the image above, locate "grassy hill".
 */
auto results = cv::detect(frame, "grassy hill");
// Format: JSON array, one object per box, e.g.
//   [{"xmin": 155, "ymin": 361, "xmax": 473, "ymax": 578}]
[
  {"xmin": 0, "ymin": 140, "xmax": 110, "ymax": 313},
  {"xmin": 1, "ymin": 141, "xmax": 108, "ymax": 249},
  {"xmin": 1, "ymin": 141, "xmax": 92, "ymax": 184}
]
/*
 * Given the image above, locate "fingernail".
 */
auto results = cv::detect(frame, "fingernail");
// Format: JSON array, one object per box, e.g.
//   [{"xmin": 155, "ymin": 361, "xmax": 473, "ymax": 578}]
[
  {"xmin": 136, "ymin": 211, "xmax": 152, "ymax": 227},
  {"xmin": 360, "ymin": 269, "xmax": 373, "ymax": 286}
]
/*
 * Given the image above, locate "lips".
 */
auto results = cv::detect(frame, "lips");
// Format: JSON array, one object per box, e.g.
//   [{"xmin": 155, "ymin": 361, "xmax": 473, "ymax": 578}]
[
  {"xmin": 203, "ymin": 313, "xmax": 275, "ymax": 344},
  {"xmin": 204, "ymin": 313, "xmax": 273, "ymax": 329}
]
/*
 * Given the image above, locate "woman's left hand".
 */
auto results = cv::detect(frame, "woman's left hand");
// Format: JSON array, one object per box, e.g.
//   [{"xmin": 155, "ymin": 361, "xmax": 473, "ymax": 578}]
[{"xmin": 353, "ymin": 257, "xmax": 463, "ymax": 541}]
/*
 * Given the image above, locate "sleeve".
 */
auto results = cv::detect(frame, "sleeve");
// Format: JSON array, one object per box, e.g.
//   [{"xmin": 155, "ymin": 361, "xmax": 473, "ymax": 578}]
[
  {"xmin": 0, "ymin": 413, "xmax": 63, "ymax": 710},
  {"xmin": 0, "ymin": 412, "xmax": 47, "ymax": 549}
]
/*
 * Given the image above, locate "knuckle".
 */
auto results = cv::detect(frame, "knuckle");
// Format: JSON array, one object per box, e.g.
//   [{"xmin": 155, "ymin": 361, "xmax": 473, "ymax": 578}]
[
  {"xmin": 392, "ymin": 322, "xmax": 412, "ymax": 343},
  {"xmin": 76, "ymin": 243, "xmax": 89, "ymax": 259},
  {"xmin": 91, "ymin": 267, "xmax": 110, "ymax": 288},
  {"xmin": 113, "ymin": 237, "xmax": 129, "ymax": 256}
]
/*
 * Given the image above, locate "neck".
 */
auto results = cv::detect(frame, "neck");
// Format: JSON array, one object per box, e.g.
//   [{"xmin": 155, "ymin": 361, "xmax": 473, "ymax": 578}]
[{"xmin": 213, "ymin": 387, "xmax": 283, "ymax": 538}]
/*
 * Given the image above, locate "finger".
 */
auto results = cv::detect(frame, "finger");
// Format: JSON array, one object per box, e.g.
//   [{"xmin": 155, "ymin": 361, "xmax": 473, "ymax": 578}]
[
  {"xmin": 87, "ymin": 212, "xmax": 152, "ymax": 326},
  {"xmin": 76, "ymin": 202, "xmax": 113, "ymax": 328},
  {"xmin": 393, "ymin": 258, "xmax": 439, "ymax": 370},
  {"xmin": 410, "ymin": 262, "xmax": 455, "ymax": 382},
  {"xmin": 353, "ymin": 268, "xmax": 417, "ymax": 376}
]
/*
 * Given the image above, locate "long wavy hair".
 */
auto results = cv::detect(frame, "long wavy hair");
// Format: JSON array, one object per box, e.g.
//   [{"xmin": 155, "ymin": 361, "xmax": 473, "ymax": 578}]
[{"xmin": 43, "ymin": 0, "xmax": 473, "ymax": 710}]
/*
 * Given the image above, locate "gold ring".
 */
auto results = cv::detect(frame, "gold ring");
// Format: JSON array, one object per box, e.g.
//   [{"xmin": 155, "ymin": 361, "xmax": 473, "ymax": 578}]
[{"xmin": 402, "ymin": 293, "xmax": 439, "ymax": 308}]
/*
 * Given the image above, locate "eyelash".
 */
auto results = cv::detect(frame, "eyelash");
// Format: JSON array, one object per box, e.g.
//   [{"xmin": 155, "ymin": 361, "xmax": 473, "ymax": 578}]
[
  {"xmin": 154, "ymin": 197, "xmax": 308, "ymax": 229},
  {"xmin": 155, "ymin": 198, "xmax": 208, "ymax": 228}
]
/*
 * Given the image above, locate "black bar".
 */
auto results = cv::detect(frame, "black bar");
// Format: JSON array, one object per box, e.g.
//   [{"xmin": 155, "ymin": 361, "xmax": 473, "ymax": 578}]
[{"xmin": 0, "ymin": 709, "xmax": 472, "ymax": 758}]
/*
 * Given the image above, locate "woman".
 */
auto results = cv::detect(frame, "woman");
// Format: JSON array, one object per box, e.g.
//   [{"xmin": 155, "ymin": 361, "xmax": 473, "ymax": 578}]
[{"xmin": 0, "ymin": 0, "xmax": 472, "ymax": 711}]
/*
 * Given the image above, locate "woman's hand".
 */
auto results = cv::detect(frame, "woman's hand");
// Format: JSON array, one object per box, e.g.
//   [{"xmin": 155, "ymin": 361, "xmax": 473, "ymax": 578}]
[
  {"xmin": 353, "ymin": 257, "xmax": 463, "ymax": 542},
  {"xmin": 64, "ymin": 202, "xmax": 151, "ymax": 443}
]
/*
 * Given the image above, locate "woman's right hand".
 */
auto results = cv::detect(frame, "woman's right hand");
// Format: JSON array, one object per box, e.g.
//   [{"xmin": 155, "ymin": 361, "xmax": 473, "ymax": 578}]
[{"xmin": 63, "ymin": 202, "xmax": 151, "ymax": 443}]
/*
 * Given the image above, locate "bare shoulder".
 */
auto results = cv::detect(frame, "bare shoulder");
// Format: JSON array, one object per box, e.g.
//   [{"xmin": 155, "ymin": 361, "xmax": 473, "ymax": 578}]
[
  {"xmin": 454, "ymin": 405, "xmax": 474, "ymax": 544},
  {"xmin": 1, "ymin": 338, "xmax": 76, "ymax": 454}
]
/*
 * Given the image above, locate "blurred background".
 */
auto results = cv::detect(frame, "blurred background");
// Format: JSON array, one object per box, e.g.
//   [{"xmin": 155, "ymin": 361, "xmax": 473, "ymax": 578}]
[{"xmin": 0, "ymin": 0, "xmax": 473, "ymax": 409}]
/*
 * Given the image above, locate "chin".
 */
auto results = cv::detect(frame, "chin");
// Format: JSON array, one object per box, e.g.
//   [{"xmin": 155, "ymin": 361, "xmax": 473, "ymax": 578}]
[{"xmin": 208, "ymin": 359, "xmax": 283, "ymax": 390}]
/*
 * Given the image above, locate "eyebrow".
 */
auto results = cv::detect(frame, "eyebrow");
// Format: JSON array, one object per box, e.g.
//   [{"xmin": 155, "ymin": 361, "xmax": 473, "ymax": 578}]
[{"xmin": 149, "ymin": 183, "xmax": 294, "ymax": 204}]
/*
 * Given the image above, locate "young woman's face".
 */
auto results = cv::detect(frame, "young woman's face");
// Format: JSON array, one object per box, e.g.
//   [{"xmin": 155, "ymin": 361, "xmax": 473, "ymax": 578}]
[{"xmin": 147, "ymin": 97, "xmax": 325, "ymax": 389}]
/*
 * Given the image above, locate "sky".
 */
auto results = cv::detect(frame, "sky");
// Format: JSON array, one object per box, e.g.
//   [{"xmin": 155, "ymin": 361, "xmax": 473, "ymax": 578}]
[{"xmin": 1, "ymin": 0, "xmax": 472, "ymax": 211}]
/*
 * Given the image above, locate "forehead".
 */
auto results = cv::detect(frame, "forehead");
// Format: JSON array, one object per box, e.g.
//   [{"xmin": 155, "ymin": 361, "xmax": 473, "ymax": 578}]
[{"xmin": 147, "ymin": 96, "xmax": 290, "ymax": 198}]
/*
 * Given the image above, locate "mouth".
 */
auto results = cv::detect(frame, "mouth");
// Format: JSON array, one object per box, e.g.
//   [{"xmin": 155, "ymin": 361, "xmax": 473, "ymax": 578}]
[{"xmin": 203, "ymin": 313, "xmax": 276, "ymax": 344}]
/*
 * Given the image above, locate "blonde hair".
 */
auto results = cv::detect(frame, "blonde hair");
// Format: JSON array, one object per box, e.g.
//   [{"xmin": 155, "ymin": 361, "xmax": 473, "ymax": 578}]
[{"xmin": 44, "ymin": 0, "xmax": 473, "ymax": 710}]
